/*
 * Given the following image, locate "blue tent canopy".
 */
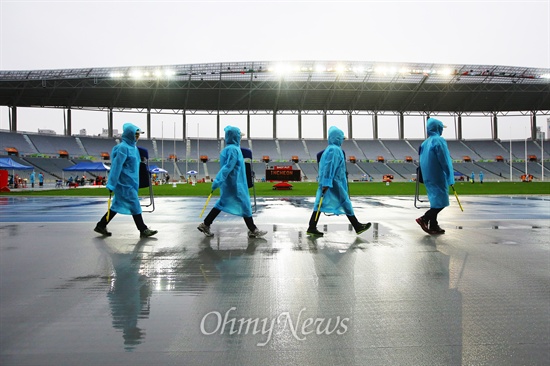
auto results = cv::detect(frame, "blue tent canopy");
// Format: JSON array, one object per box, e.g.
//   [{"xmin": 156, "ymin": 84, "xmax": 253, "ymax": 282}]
[
  {"xmin": 0, "ymin": 158, "xmax": 33, "ymax": 170},
  {"xmin": 63, "ymin": 162, "xmax": 110, "ymax": 172}
]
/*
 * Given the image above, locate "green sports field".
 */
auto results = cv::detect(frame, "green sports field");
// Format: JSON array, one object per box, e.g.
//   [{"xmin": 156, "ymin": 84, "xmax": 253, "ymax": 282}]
[{"xmin": 2, "ymin": 181, "xmax": 549, "ymax": 197}]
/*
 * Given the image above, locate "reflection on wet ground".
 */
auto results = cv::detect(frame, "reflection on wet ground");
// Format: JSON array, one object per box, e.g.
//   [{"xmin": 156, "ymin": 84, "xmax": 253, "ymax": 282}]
[{"xmin": 0, "ymin": 195, "xmax": 549, "ymax": 365}]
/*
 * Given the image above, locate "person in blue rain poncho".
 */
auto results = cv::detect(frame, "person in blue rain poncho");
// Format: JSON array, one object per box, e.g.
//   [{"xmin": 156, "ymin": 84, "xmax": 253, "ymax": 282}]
[
  {"xmin": 197, "ymin": 126, "xmax": 267, "ymax": 238},
  {"xmin": 416, "ymin": 118, "xmax": 455, "ymax": 235},
  {"xmin": 479, "ymin": 171, "xmax": 484, "ymax": 184},
  {"xmin": 306, "ymin": 126, "xmax": 371, "ymax": 237},
  {"xmin": 94, "ymin": 123, "xmax": 157, "ymax": 238}
]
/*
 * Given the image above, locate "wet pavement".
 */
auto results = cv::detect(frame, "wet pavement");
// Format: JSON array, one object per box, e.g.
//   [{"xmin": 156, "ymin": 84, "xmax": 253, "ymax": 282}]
[{"xmin": 0, "ymin": 195, "xmax": 549, "ymax": 366}]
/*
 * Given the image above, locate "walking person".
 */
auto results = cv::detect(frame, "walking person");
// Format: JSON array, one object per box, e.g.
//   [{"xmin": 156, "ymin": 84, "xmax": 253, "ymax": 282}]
[
  {"xmin": 94, "ymin": 123, "xmax": 157, "ymax": 238},
  {"xmin": 479, "ymin": 171, "xmax": 484, "ymax": 184},
  {"xmin": 416, "ymin": 118, "xmax": 455, "ymax": 235},
  {"xmin": 29, "ymin": 171, "xmax": 35, "ymax": 188},
  {"xmin": 197, "ymin": 125, "xmax": 267, "ymax": 238},
  {"xmin": 38, "ymin": 172, "xmax": 44, "ymax": 187},
  {"xmin": 307, "ymin": 126, "xmax": 371, "ymax": 237},
  {"xmin": 470, "ymin": 171, "xmax": 475, "ymax": 184}
]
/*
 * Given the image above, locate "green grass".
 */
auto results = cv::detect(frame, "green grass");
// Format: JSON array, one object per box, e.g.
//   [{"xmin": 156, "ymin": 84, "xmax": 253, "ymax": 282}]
[{"xmin": 2, "ymin": 181, "xmax": 549, "ymax": 197}]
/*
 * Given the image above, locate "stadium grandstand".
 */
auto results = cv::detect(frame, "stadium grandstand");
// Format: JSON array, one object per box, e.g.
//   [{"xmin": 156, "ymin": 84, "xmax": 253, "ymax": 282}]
[{"xmin": 0, "ymin": 61, "xmax": 549, "ymax": 186}]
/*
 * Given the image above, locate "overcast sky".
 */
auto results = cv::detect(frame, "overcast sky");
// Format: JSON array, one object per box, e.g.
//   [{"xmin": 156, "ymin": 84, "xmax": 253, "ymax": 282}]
[{"xmin": 0, "ymin": 0, "xmax": 549, "ymax": 140}]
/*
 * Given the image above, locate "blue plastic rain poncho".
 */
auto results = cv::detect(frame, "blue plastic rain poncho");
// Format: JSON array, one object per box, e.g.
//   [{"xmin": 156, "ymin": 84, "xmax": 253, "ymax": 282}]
[
  {"xmin": 419, "ymin": 118, "xmax": 455, "ymax": 208},
  {"xmin": 313, "ymin": 126, "xmax": 354, "ymax": 216},
  {"xmin": 106, "ymin": 123, "xmax": 142, "ymax": 215},
  {"xmin": 212, "ymin": 126, "xmax": 252, "ymax": 217}
]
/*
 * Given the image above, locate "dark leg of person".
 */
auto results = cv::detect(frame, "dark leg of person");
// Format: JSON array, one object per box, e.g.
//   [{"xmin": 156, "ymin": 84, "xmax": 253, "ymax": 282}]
[
  {"xmin": 94, "ymin": 210, "xmax": 117, "ymax": 236},
  {"xmin": 423, "ymin": 208, "xmax": 445, "ymax": 234},
  {"xmin": 132, "ymin": 214, "xmax": 148, "ymax": 232},
  {"xmin": 307, "ymin": 211, "xmax": 324, "ymax": 236},
  {"xmin": 346, "ymin": 215, "xmax": 372, "ymax": 234},
  {"xmin": 204, "ymin": 207, "xmax": 221, "ymax": 226},
  {"xmin": 243, "ymin": 216, "xmax": 257, "ymax": 232},
  {"xmin": 198, "ymin": 207, "xmax": 221, "ymax": 237},
  {"xmin": 134, "ymin": 213, "xmax": 158, "ymax": 237},
  {"xmin": 427, "ymin": 208, "xmax": 445, "ymax": 234},
  {"xmin": 245, "ymin": 216, "xmax": 267, "ymax": 238}
]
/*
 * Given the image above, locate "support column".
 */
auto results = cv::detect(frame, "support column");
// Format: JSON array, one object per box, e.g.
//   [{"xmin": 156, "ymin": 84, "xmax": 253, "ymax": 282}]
[
  {"xmin": 492, "ymin": 113, "xmax": 498, "ymax": 140},
  {"xmin": 398, "ymin": 112, "xmax": 404, "ymax": 140},
  {"xmin": 423, "ymin": 115, "xmax": 427, "ymax": 139},
  {"xmin": 372, "ymin": 112, "xmax": 378, "ymax": 139},
  {"xmin": 247, "ymin": 112, "xmax": 251, "ymax": 139},
  {"xmin": 298, "ymin": 111, "xmax": 302, "ymax": 139},
  {"xmin": 182, "ymin": 111, "xmax": 187, "ymax": 140},
  {"xmin": 146, "ymin": 108, "xmax": 151, "ymax": 140},
  {"xmin": 323, "ymin": 111, "xmax": 327, "ymax": 140},
  {"xmin": 457, "ymin": 114, "xmax": 463, "ymax": 140},
  {"xmin": 347, "ymin": 112, "xmax": 353, "ymax": 139},
  {"xmin": 108, "ymin": 108, "xmax": 113, "ymax": 138},
  {"xmin": 216, "ymin": 112, "xmax": 221, "ymax": 140},
  {"xmin": 10, "ymin": 106, "xmax": 17, "ymax": 132},
  {"xmin": 66, "ymin": 107, "xmax": 72, "ymax": 136},
  {"xmin": 273, "ymin": 111, "xmax": 277, "ymax": 139},
  {"xmin": 531, "ymin": 112, "xmax": 537, "ymax": 140}
]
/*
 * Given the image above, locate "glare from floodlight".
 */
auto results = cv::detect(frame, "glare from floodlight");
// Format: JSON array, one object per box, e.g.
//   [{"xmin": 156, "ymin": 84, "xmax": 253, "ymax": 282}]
[
  {"xmin": 439, "ymin": 68, "xmax": 453, "ymax": 76},
  {"xmin": 315, "ymin": 65, "xmax": 326, "ymax": 73},
  {"xmin": 375, "ymin": 66, "xmax": 387, "ymax": 75},
  {"xmin": 130, "ymin": 70, "xmax": 143, "ymax": 79},
  {"xmin": 352, "ymin": 66, "xmax": 364, "ymax": 73},
  {"xmin": 541, "ymin": 73, "xmax": 550, "ymax": 79},
  {"xmin": 110, "ymin": 72, "xmax": 124, "ymax": 78},
  {"xmin": 153, "ymin": 70, "xmax": 163, "ymax": 77},
  {"xmin": 335, "ymin": 64, "xmax": 346, "ymax": 73}
]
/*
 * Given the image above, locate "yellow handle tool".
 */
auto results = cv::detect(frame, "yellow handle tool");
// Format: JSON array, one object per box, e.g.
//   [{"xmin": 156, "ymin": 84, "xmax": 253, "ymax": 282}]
[
  {"xmin": 200, "ymin": 192, "xmax": 213, "ymax": 218},
  {"xmin": 106, "ymin": 192, "xmax": 112, "ymax": 222},
  {"xmin": 315, "ymin": 194, "xmax": 324, "ymax": 221},
  {"xmin": 451, "ymin": 185, "xmax": 464, "ymax": 212}
]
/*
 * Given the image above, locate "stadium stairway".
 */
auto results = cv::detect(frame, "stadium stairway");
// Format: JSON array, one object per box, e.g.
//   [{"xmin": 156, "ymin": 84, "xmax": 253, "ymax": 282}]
[
  {"xmin": 22, "ymin": 135, "xmax": 39, "ymax": 154},
  {"xmin": 378, "ymin": 140, "xmax": 396, "ymax": 160},
  {"xmin": 460, "ymin": 140, "xmax": 482, "ymax": 160},
  {"xmin": 74, "ymin": 137, "xmax": 89, "ymax": 156}
]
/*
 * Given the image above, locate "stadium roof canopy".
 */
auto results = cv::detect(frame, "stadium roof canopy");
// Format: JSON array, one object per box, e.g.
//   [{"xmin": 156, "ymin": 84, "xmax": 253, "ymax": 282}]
[{"xmin": 0, "ymin": 61, "xmax": 549, "ymax": 114}]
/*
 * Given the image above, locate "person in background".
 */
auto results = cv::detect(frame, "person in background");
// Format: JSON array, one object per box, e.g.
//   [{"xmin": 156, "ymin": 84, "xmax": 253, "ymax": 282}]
[
  {"xmin": 470, "ymin": 171, "xmax": 475, "ymax": 184},
  {"xmin": 38, "ymin": 172, "xmax": 44, "ymax": 187},
  {"xmin": 198, "ymin": 125, "xmax": 267, "ymax": 239},
  {"xmin": 306, "ymin": 126, "xmax": 371, "ymax": 237},
  {"xmin": 29, "ymin": 171, "xmax": 35, "ymax": 188},
  {"xmin": 416, "ymin": 118, "xmax": 455, "ymax": 235},
  {"xmin": 479, "ymin": 171, "xmax": 484, "ymax": 184},
  {"xmin": 94, "ymin": 123, "xmax": 158, "ymax": 238}
]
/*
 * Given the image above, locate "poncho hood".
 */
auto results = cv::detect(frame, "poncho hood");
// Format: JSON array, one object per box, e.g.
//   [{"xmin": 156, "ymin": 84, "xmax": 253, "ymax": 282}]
[
  {"xmin": 328, "ymin": 126, "xmax": 344, "ymax": 147},
  {"xmin": 121, "ymin": 123, "xmax": 140, "ymax": 146},
  {"xmin": 224, "ymin": 125, "xmax": 241, "ymax": 146},
  {"xmin": 426, "ymin": 118, "xmax": 444, "ymax": 137}
]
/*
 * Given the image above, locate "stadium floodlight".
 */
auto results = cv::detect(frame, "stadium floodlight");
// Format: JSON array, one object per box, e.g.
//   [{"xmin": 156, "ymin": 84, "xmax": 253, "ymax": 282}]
[
  {"xmin": 335, "ymin": 64, "xmax": 346, "ymax": 73},
  {"xmin": 352, "ymin": 66, "xmax": 364, "ymax": 74},
  {"xmin": 541, "ymin": 73, "xmax": 550, "ymax": 79},
  {"xmin": 164, "ymin": 69, "xmax": 176, "ymax": 78},
  {"xmin": 375, "ymin": 66, "xmax": 387, "ymax": 75},
  {"xmin": 130, "ymin": 70, "xmax": 144, "ymax": 79},
  {"xmin": 110, "ymin": 72, "xmax": 124, "ymax": 78},
  {"xmin": 439, "ymin": 68, "xmax": 453, "ymax": 76},
  {"xmin": 315, "ymin": 65, "xmax": 326, "ymax": 73},
  {"xmin": 153, "ymin": 70, "xmax": 163, "ymax": 78}
]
